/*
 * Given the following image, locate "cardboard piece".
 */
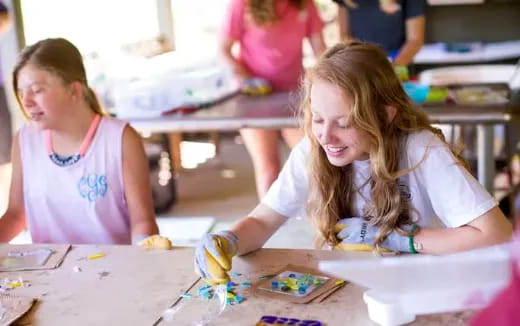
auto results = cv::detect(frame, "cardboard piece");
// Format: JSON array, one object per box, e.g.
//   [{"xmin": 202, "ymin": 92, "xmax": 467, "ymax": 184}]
[
  {"xmin": 0, "ymin": 244, "xmax": 71, "ymax": 272},
  {"xmin": 254, "ymin": 264, "xmax": 339, "ymax": 304},
  {"xmin": 0, "ymin": 294, "xmax": 36, "ymax": 326}
]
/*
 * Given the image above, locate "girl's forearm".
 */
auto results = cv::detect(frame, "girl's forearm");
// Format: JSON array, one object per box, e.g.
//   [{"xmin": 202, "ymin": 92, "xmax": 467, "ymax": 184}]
[
  {"xmin": 414, "ymin": 223, "xmax": 512, "ymax": 255},
  {"xmin": 131, "ymin": 219, "xmax": 159, "ymax": 243},
  {"xmin": 0, "ymin": 211, "xmax": 26, "ymax": 243},
  {"xmin": 231, "ymin": 217, "xmax": 275, "ymax": 256}
]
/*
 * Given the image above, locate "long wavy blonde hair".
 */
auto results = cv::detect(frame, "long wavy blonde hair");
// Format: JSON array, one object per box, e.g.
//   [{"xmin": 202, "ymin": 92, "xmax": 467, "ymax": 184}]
[
  {"xmin": 246, "ymin": 0, "xmax": 306, "ymax": 26},
  {"xmin": 301, "ymin": 42, "xmax": 463, "ymax": 249}
]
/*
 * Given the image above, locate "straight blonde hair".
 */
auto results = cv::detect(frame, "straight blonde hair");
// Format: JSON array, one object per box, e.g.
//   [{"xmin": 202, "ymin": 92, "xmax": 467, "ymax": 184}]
[{"xmin": 12, "ymin": 38, "xmax": 104, "ymax": 119}]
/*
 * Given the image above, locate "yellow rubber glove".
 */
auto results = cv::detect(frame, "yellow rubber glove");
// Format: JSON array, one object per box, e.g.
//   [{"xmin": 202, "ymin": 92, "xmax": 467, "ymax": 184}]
[
  {"xmin": 194, "ymin": 231, "xmax": 239, "ymax": 286},
  {"xmin": 138, "ymin": 235, "xmax": 173, "ymax": 250},
  {"xmin": 334, "ymin": 221, "xmax": 385, "ymax": 251},
  {"xmin": 333, "ymin": 218, "xmax": 409, "ymax": 253},
  {"xmin": 241, "ymin": 78, "xmax": 272, "ymax": 96}
]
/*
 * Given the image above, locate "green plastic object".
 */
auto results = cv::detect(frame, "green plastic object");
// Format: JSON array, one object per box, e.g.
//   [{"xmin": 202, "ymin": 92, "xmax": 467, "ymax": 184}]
[
  {"xmin": 425, "ymin": 87, "xmax": 449, "ymax": 103},
  {"xmin": 394, "ymin": 66, "xmax": 409, "ymax": 82}
]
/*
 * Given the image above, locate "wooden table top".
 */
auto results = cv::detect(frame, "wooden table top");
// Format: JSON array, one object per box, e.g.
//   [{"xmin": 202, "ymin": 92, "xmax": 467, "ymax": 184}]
[{"xmin": 0, "ymin": 245, "xmax": 475, "ymax": 326}]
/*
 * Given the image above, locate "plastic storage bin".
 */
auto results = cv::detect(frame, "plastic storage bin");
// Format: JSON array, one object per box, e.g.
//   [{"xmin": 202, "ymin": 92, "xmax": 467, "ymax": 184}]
[
  {"xmin": 111, "ymin": 52, "xmax": 237, "ymax": 118},
  {"xmin": 319, "ymin": 244, "xmax": 511, "ymax": 326}
]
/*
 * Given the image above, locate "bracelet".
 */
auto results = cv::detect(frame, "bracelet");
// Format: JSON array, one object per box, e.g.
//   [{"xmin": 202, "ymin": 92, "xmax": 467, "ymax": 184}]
[{"xmin": 408, "ymin": 224, "xmax": 419, "ymax": 254}]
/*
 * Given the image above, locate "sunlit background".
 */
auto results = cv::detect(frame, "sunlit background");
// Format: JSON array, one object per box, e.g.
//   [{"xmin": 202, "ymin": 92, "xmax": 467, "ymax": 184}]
[{"xmin": 18, "ymin": 0, "xmax": 336, "ymax": 170}]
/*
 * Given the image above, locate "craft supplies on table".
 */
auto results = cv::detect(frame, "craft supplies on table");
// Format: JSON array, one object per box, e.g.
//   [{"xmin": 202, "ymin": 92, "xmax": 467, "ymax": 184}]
[
  {"xmin": 0, "ymin": 245, "xmax": 70, "ymax": 272},
  {"xmin": 255, "ymin": 265, "xmax": 345, "ymax": 304},
  {"xmin": 162, "ymin": 285, "xmax": 228, "ymax": 325},
  {"xmin": 259, "ymin": 271, "xmax": 328, "ymax": 298},
  {"xmin": 256, "ymin": 315, "xmax": 323, "ymax": 326}
]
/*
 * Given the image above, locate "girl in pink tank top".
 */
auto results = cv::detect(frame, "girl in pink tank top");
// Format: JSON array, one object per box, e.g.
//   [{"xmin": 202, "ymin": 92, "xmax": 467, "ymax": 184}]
[
  {"xmin": 0, "ymin": 38, "xmax": 162, "ymax": 245},
  {"xmin": 221, "ymin": 0, "xmax": 326, "ymax": 199}
]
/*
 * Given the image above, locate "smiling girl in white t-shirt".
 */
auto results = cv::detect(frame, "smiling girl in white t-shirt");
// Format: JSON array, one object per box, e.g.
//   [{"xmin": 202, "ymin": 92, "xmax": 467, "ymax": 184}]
[{"xmin": 194, "ymin": 42, "xmax": 513, "ymax": 285}]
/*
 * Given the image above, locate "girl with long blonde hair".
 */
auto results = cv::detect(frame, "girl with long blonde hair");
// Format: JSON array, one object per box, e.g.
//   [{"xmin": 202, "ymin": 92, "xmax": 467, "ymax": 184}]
[{"xmin": 195, "ymin": 42, "xmax": 512, "ymax": 285}]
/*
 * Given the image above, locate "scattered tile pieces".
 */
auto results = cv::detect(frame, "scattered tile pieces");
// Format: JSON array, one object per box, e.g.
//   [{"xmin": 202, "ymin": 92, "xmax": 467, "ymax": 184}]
[
  {"xmin": 192, "ymin": 276, "xmax": 249, "ymax": 305},
  {"xmin": 259, "ymin": 274, "xmax": 277, "ymax": 280}
]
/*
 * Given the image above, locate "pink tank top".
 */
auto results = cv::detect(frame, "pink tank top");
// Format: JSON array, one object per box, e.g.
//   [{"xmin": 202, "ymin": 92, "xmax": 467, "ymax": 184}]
[{"xmin": 19, "ymin": 117, "xmax": 131, "ymax": 244}]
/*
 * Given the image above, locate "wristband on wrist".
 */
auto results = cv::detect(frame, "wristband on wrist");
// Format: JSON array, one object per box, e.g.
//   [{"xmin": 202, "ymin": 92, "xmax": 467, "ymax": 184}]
[
  {"xmin": 408, "ymin": 224, "xmax": 419, "ymax": 254},
  {"xmin": 218, "ymin": 230, "xmax": 239, "ymax": 243}
]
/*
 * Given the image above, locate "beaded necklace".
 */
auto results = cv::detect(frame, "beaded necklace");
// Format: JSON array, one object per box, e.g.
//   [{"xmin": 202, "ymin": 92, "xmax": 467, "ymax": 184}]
[{"xmin": 45, "ymin": 115, "xmax": 101, "ymax": 167}]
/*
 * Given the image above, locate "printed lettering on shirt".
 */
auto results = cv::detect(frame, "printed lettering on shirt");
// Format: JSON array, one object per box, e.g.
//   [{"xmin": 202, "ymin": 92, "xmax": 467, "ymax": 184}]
[
  {"xmin": 77, "ymin": 173, "xmax": 108, "ymax": 203},
  {"xmin": 398, "ymin": 182, "xmax": 412, "ymax": 201},
  {"xmin": 360, "ymin": 222, "xmax": 368, "ymax": 243}
]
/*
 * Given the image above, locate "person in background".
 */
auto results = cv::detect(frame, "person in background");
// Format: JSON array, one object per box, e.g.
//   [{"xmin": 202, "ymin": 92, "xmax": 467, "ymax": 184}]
[
  {"xmin": 221, "ymin": 0, "xmax": 326, "ymax": 198},
  {"xmin": 0, "ymin": 38, "xmax": 167, "ymax": 246},
  {"xmin": 0, "ymin": 1, "xmax": 13, "ymax": 212},
  {"xmin": 334, "ymin": 0, "xmax": 426, "ymax": 66},
  {"xmin": 195, "ymin": 42, "xmax": 512, "ymax": 285},
  {"xmin": 470, "ymin": 226, "xmax": 520, "ymax": 326}
]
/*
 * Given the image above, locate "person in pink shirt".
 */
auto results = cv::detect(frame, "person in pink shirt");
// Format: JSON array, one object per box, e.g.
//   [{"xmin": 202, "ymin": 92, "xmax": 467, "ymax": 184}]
[
  {"xmin": 221, "ymin": 0, "xmax": 327, "ymax": 198},
  {"xmin": 0, "ymin": 38, "xmax": 166, "ymax": 246},
  {"xmin": 470, "ymin": 227, "xmax": 520, "ymax": 326}
]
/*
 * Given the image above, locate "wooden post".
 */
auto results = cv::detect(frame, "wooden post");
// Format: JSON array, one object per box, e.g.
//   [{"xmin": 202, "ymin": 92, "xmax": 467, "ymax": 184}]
[
  {"xmin": 209, "ymin": 131, "xmax": 220, "ymax": 157},
  {"xmin": 168, "ymin": 132, "xmax": 182, "ymax": 171}
]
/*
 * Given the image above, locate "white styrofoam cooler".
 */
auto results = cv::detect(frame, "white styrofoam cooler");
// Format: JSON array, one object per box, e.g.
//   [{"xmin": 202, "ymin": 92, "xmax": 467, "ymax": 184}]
[{"xmin": 319, "ymin": 244, "xmax": 511, "ymax": 326}]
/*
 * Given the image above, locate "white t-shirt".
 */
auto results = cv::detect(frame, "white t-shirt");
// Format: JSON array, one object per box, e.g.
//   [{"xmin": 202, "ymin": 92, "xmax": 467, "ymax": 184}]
[{"xmin": 262, "ymin": 130, "xmax": 497, "ymax": 228}]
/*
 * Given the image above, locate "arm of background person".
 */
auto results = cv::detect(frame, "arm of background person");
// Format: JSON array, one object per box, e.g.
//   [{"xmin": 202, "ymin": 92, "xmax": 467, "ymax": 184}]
[
  {"xmin": 337, "ymin": 6, "xmax": 351, "ymax": 41},
  {"xmin": 305, "ymin": 0, "xmax": 326, "ymax": 56},
  {"xmin": 309, "ymin": 32, "xmax": 327, "ymax": 57},
  {"xmin": 220, "ymin": 37, "xmax": 250, "ymax": 83},
  {"xmin": 393, "ymin": 15, "xmax": 425, "ymax": 66}
]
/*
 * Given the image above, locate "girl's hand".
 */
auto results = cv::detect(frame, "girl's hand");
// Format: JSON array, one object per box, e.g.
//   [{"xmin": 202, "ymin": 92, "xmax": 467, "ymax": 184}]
[
  {"xmin": 241, "ymin": 78, "xmax": 272, "ymax": 96},
  {"xmin": 194, "ymin": 231, "xmax": 239, "ymax": 285},
  {"xmin": 137, "ymin": 235, "xmax": 172, "ymax": 249},
  {"xmin": 334, "ymin": 217, "xmax": 411, "ymax": 253}
]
